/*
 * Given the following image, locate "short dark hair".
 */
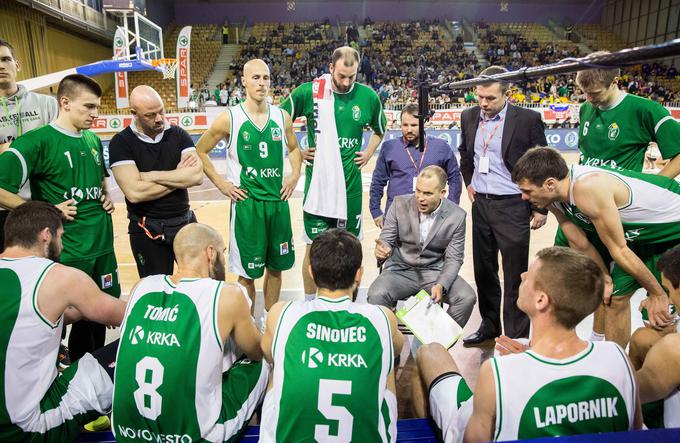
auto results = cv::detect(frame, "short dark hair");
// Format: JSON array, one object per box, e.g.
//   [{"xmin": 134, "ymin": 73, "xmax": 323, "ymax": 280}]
[
  {"xmin": 310, "ymin": 229, "xmax": 362, "ymax": 291},
  {"xmin": 658, "ymin": 245, "xmax": 680, "ymax": 290},
  {"xmin": 478, "ymin": 65, "xmax": 510, "ymax": 93},
  {"xmin": 0, "ymin": 39, "xmax": 17, "ymax": 60},
  {"xmin": 57, "ymin": 74, "xmax": 102, "ymax": 103},
  {"xmin": 4, "ymin": 201, "xmax": 64, "ymax": 249},
  {"xmin": 401, "ymin": 104, "xmax": 419, "ymax": 119},
  {"xmin": 511, "ymin": 146, "xmax": 569, "ymax": 186},
  {"xmin": 535, "ymin": 247, "xmax": 604, "ymax": 329},
  {"xmin": 576, "ymin": 51, "xmax": 620, "ymax": 89}
]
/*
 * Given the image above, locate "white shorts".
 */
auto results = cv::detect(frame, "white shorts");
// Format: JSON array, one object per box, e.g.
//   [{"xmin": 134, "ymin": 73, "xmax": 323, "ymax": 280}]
[{"xmin": 429, "ymin": 372, "xmax": 474, "ymax": 443}]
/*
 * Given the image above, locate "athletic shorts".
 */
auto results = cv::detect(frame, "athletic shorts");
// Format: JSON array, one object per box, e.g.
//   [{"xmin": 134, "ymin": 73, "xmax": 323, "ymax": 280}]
[
  {"xmin": 302, "ymin": 194, "xmax": 363, "ymax": 243},
  {"xmin": 219, "ymin": 359, "xmax": 269, "ymax": 442},
  {"xmin": 229, "ymin": 198, "xmax": 294, "ymax": 279},
  {"xmin": 0, "ymin": 353, "xmax": 113, "ymax": 442},
  {"xmin": 611, "ymin": 242, "xmax": 675, "ymax": 297},
  {"xmin": 63, "ymin": 251, "xmax": 121, "ymax": 298},
  {"xmin": 429, "ymin": 372, "xmax": 474, "ymax": 443}
]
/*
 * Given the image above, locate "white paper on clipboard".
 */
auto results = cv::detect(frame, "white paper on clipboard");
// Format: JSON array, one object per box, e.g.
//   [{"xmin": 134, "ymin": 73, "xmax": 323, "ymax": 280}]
[{"xmin": 395, "ymin": 290, "xmax": 463, "ymax": 349}]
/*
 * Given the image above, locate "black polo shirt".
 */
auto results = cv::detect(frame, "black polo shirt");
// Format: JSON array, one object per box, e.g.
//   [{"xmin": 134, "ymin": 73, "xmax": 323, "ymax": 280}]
[{"xmin": 109, "ymin": 123, "xmax": 195, "ymax": 219}]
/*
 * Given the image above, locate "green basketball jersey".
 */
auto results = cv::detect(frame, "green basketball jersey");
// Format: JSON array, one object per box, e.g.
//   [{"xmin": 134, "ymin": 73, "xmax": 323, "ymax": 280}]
[
  {"xmin": 280, "ymin": 82, "xmax": 386, "ymax": 198},
  {"xmin": 578, "ymin": 94, "xmax": 680, "ymax": 171},
  {"xmin": 113, "ymin": 275, "xmax": 238, "ymax": 442},
  {"xmin": 0, "ymin": 123, "xmax": 113, "ymax": 261},
  {"xmin": 260, "ymin": 296, "xmax": 397, "ymax": 442},
  {"xmin": 226, "ymin": 104, "xmax": 287, "ymax": 201},
  {"xmin": 561, "ymin": 165, "xmax": 680, "ymax": 245},
  {"xmin": 493, "ymin": 341, "xmax": 636, "ymax": 440}
]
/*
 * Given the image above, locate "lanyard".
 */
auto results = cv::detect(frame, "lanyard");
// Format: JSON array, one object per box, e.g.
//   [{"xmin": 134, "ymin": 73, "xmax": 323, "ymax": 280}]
[
  {"xmin": 403, "ymin": 136, "xmax": 428, "ymax": 173},
  {"xmin": 1, "ymin": 96, "xmax": 21, "ymax": 138},
  {"xmin": 479, "ymin": 116, "xmax": 502, "ymax": 156}
]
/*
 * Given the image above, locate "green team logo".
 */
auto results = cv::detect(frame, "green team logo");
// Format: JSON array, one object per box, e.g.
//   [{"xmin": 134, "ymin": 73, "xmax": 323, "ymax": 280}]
[
  {"xmin": 246, "ymin": 166, "xmax": 258, "ymax": 178},
  {"xmin": 352, "ymin": 105, "xmax": 361, "ymax": 121},
  {"xmin": 63, "ymin": 187, "xmax": 84, "ymax": 204},
  {"xmin": 179, "ymin": 35, "xmax": 189, "ymax": 47},
  {"xmin": 114, "ymin": 37, "xmax": 124, "ymax": 48},
  {"xmin": 91, "ymin": 148, "xmax": 101, "ymax": 166},
  {"xmin": 301, "ymin": 347, "xmax": 324, "ymax": 368},
  {"xmin": 242, "ymin": 131, "xmax": 251, "ymax": 142},
  {"xmin": 110, "ymin": 118, "xmax": 121, "ymax": 129},
  {"xmin": 181, "ymin": 116, "xmax": 193, "ymax": 126},
  {"xmin": 129, "ymin": 325, "xmax": 145, "ymax": 345},
  {"xmin": 607, "ymin": 123, "xmax": 620, "ymax": 141},
  {"xmin": 518, "ymin": 375, "xmax": 628, "ymax": 439}
]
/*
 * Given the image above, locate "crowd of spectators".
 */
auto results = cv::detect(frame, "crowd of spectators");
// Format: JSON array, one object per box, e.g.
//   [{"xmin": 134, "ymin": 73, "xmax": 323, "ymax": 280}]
[{"xmin": 216, "ymin": 19, "xmax": 679, "ymax": 108}]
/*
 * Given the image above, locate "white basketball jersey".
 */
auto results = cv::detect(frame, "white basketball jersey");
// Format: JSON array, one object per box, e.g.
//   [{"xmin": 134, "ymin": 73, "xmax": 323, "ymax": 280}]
[{"xmin": 493, "ymin": 341, "xmax": 636, "ymax": 441}]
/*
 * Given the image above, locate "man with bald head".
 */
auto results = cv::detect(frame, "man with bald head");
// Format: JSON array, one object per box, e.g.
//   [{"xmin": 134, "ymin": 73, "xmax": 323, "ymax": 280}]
[
  {"xmin": 197, "ymin": 59, "xmax": 302, "ymax": 318},
  {"xmin": 112, "ymin": 222, "xmax": 268, "ymax": 441},
  {"xmin": 109, "ymin": 85, "xmax": 204, "ymax": 277}
]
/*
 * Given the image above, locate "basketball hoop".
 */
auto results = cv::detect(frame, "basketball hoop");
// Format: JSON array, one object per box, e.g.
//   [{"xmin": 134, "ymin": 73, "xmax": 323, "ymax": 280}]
[{"xmin": 151, "ymin": 58, "xmax": 177, "ymax": 79}]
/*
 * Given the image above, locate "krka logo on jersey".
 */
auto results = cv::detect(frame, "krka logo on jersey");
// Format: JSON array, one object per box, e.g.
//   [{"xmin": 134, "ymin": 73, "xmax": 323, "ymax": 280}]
[
  {"xmin": 517, "ymin": 376, "xmax": 628, "ymax": 439},
  {"xmin": 608, "ymin": 123, "xmax": 620, "ymax": 141},
  {"xmin": 62, "ymin": 186, "xmax": 103, "ymax": 204}
]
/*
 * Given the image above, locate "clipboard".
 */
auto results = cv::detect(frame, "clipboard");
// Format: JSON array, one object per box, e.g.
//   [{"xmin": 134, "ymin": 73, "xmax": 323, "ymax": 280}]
[{"xmin": 396, "ymin": 290, "xmax": 463, "ymax": 349}]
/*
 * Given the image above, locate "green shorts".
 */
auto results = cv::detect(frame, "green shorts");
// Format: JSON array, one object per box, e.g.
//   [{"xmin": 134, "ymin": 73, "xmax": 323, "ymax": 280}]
[
  {"xmin": 611, "ymin": 243, "xmax": 669, "ymax": 297},
  {"xmin": 220, "ymin": 358, "xmax": 269, "ymax": 442},
  {"xmin": 302, "ymin": 193, "xmax": 363, "ymax": 243},
  {"xmin": 62, "ymin": 251, "xmax": 121, "ymax": 298},
  {"xmin": 229, "ymin": 198, "xmax": 294, "ymax": 279}
]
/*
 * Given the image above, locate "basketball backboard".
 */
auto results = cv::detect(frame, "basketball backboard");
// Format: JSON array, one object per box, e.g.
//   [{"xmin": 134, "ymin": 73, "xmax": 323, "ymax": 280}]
[{"xmin": 106, "ymin": 9, "xmax": 163, "ymax": 62}]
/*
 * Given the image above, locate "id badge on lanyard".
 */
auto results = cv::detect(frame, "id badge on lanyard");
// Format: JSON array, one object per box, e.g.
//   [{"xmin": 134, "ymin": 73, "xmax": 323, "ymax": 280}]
[{"xmin": 479, "ymin": 118, "xmax": 502, "ymax": 174}]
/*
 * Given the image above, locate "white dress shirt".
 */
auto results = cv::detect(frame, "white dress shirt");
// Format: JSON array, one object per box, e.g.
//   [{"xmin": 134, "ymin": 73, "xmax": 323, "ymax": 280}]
[{"xmin": 419, "ymin": 199, "xmax": 443, "ymax": 246}]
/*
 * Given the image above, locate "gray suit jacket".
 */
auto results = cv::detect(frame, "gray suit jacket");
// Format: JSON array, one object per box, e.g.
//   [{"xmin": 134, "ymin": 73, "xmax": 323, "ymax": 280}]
[{"xmin": 379, "ymin": 194, "xmax": 466, "ymax": 291}]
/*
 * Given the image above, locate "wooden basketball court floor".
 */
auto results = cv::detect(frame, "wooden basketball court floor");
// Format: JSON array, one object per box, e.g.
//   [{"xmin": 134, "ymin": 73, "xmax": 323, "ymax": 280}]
[{"xmin": 102, "ymin": 151, "xmax": 647, "ymax": 417}]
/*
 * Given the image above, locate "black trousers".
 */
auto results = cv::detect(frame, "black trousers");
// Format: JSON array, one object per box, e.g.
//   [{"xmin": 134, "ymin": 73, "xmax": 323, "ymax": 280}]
[
  {"xmin": 68, "ymin": 320, "xmax": 106, "ymax": 362},
  {"xmin": 472, "ymin": 196, "xmax": 531, "ymax": 338}
]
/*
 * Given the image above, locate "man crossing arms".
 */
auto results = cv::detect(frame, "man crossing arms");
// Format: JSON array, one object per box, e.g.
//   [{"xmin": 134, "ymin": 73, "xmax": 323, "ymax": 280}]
[
  {"xmin": 0, "ymin": 74, "xmax": 120, "ymax": 361},
  {"xmin": 280, "ymin": 46, "xmax": 387, "ymax": 301},
  {"xmin": 0, "ymin": 201, "xmax": 125, "ymax": 441},
  {"xmin": 197, "ymin": 59, "xmax": 302, "ymax": 313},
  {"xmin": 260, "ymin": 229, "xmax": 403, "ymax": 442},
  {"xmin": 112, "ymin": 223, "xmax": 268, "ymax": 442}
]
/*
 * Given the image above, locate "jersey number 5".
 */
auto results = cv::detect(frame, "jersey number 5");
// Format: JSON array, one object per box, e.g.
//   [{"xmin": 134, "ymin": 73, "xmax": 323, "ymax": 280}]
[
  {"xmin": 133, "ymin": 357, "xmax": 164, "ymax": 420},
  {"xmin": 315, "ymin": 379, "xmax": 353, "ymax": 442}
]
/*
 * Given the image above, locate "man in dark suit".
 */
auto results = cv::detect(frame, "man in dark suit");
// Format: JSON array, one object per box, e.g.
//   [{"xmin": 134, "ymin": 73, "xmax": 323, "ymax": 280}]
[
  {"xmin": 367, "ymin": 166, "xmax": 476, "ymax": 327},
  {"xmin": 459, "ymin": 66, "xmax": 548, "ymax": 344}
]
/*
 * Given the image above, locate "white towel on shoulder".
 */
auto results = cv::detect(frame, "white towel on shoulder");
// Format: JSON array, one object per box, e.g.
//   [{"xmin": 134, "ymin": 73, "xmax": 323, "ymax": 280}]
[{"xmin": 303, "ymin": 74, "xmax": 347, "ymax": 220}]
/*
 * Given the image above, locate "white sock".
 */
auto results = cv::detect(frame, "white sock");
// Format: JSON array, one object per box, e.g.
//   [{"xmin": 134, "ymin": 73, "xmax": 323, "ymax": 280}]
[
  {"xmin": 305, "ymin": 293, "xmax": 316, "ymax": 301},
  {"xmin": 260, "ymin": 309, "xmax": 269, "ymax": 333},
  {"xmin": 590, "ymin": 331, "xmax": 605, "ymax": 342}
]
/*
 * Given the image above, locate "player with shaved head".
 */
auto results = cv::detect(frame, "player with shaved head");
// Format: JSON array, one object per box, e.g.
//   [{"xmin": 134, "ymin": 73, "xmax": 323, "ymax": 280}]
[
  {"xmin": 109, "ymin": 84, "xmax": 204, "ymax": 278},
  {"xmin": 112, "ymin": 222, "xmax": 268, "ymax": 442},
  {"xmin": 197, "ymin": 58, "xmax": 302, "ymax": 319}
]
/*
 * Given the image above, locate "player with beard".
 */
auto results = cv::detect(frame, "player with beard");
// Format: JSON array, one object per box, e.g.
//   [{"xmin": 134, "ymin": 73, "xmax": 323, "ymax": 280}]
[
  {"xmin": 112, "ymin": 223, "xmax": 268, "ymax": 442},
  {"xmin": 280, "ymin": 46, "xmax": 387, "ymax": 301},
  {"xmin": 0, "ymin": 201, "xmax": 126, "ymax": 441}
]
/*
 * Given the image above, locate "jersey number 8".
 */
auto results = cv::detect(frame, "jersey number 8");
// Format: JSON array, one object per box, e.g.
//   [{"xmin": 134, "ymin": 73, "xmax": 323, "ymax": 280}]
[{"xmin": 133, "ymin": 357, "xmax": 164, "ymax": 420}]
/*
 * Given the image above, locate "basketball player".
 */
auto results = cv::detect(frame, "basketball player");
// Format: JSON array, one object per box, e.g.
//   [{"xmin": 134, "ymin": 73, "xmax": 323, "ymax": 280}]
[
  {"xmin": 112, "ymin": 223, "xmax": 268, "ymax": 442},
  {"xmin": 0, "ymin": 74, "xmax": 120, "ymax": 362},
  {"xmin": 259, "ymin": 229, "xmax": 403, "ymax": 442},
  {"xmin": 0, "ymin": 38, "xmax": 59, "ymax": 251},
  {"xmin": 512, "ymin": 147, "xmax": 680, "ymax": 347},
  {"xmin": 556, "ymin": 56, "xmax": 680, "ymax": 344},
  {"xmin": 197, "ymin": 59, "xmax": 302, "ymax": 314},
  {"xmin": 415, "ymin": 247, "xmax": 641, "ymax": 443},
  {"xmin": 630, "ymin": 245, "xmax": 680, "ymax": 429},
  {"xmin": 0, "ymin": 201, "xmax": 126, "ymax": 441},
  {"xmin": 280, "ymin": 46, "xmax": 387, "ymax": 301},
  {"xmin": 0, "ymin": 74, "xmax": 120, "ymax": 361}
]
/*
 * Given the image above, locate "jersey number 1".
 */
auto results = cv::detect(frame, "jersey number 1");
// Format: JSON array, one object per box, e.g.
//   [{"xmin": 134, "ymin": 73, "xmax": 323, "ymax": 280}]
[
  {"xmin": 133, "ymin": 357, "xmax": 164, "ymax": 420},
  {"xmin": 315, "ymin": 379, "xmax": 353, "ymax": 442}
]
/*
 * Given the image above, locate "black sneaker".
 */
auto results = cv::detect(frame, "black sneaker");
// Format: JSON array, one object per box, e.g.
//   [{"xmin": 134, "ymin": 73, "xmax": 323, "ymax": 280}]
[{"xmin": 58, "ymin": 344, "xmax": 71, "ymax": 369}]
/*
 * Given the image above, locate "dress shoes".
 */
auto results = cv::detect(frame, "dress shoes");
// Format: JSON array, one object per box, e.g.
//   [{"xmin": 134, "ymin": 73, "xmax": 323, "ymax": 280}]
[{"xmin": 462, "ymin": 330, "xmax": 496, "ymax": 346}]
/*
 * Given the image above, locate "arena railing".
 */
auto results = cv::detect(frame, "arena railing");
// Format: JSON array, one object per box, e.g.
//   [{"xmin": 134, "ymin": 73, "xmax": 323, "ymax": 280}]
[{"xmin": 32, "ymin": 0, "xmax": 116, "ymax": 33}]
